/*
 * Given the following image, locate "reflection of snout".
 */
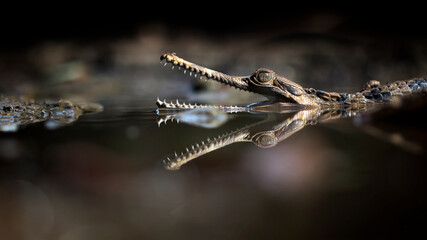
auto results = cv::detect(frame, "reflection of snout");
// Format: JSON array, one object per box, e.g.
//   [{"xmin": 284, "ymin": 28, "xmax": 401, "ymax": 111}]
[{"xmin": 252, "ymin": 133, "xmax": 278, "ymax": 148}]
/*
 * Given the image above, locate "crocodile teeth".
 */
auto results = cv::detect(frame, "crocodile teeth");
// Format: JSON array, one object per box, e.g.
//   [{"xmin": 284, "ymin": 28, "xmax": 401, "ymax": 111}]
[
  {"xmin": 161, "ymin": 53, "xmax": 229, "ymax": 87},
  {"xmin": 156, "ymin": 98, "xmax": 248, "ymax": 112}
]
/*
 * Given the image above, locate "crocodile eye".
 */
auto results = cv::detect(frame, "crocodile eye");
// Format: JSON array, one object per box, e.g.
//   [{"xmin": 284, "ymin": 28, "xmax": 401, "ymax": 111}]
[{"xmin": 254, "ymin": 69, "xmax": 276, "ymax": 84}]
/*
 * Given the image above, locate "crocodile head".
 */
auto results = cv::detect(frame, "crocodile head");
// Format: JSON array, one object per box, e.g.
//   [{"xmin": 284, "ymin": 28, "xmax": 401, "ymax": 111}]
[{"xmin": 161, "ymin": 53, "xmax": 317, "ymax": 105}]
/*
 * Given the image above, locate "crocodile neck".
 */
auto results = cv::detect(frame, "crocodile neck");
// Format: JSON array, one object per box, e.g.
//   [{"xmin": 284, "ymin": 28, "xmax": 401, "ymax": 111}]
[
  {"xmin": 158, "ymin": 53, "xmax": 427, "ymax": 110},
  {"xmin": 302, "ymin": 78, "xmax": 426, "ymax": 107}
]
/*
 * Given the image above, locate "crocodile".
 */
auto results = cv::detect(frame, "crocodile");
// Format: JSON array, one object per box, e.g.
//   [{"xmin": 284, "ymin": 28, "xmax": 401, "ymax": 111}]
[{"xmin": 157, "ymin": 53, "xmax": 427, "ymax": 111}]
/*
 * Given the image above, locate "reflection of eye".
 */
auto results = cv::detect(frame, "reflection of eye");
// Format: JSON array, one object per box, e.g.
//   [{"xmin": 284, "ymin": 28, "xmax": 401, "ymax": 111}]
[
  {"xmin": 254, "ymin": 69, "xmax": 276, "ymax": 84},
  {"xmin": 253, "ymin": 133, "xmax": 277, "ymax": 148},
  {"xmin": 259, "ymin": 134, "xmax": 275, "ymax": 146}
]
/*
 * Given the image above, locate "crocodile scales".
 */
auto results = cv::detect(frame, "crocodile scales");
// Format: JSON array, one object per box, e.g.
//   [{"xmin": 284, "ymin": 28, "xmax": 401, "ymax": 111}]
[{"xmin": 157, "ymin": 53, "xmax": 427, "ymax": 111}]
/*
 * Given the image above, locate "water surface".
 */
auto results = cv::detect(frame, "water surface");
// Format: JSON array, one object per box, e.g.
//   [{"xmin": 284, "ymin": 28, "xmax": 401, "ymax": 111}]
[{"xmin": 1, "ymin": 97, "xmax": 426, "ymax": 239}]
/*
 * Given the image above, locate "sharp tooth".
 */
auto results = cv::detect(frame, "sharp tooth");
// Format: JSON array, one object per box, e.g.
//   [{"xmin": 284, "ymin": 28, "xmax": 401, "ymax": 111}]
[
  {"xmin": 189, "ymin": 72, "xmax": 192, "ymax": 76},
  {"xmin": 184, "ymin": 70, "xmax": 187, "ymax": 74},
  {"xmin": 164, "ymin": 62, "xmax": 167, "ymax": 66}
]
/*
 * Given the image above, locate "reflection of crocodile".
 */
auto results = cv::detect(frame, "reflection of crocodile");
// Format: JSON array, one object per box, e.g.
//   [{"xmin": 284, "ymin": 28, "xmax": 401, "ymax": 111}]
[
  {"xmin": 0, "ymin": 96, "xmax": 103, "ymax": 132},
  {"xmin": 160, "ymin": 108, "xmax": 362, "ymax": 170},
  {"xmin": 157, "ymin": 53, "xmax": 426, "ymax": 110}
]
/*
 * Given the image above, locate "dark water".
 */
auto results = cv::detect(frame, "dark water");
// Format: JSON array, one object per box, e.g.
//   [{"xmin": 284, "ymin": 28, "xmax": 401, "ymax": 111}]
[{"xmin": 1, "ymin": 99, "xmax": 426, "ymax": 239}]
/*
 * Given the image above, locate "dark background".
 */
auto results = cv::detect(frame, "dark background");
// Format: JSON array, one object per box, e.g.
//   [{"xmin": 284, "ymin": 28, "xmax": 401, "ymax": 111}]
[{"xmin": 1, "ymin": 5, "xmax": 426, "ymax": 48}]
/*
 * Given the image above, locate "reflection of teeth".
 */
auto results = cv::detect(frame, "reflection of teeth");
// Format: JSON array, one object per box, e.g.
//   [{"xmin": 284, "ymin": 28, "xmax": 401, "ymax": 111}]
[{"xmin": 162, "ymin": 126, "xmax": 247, "ymax": 170}]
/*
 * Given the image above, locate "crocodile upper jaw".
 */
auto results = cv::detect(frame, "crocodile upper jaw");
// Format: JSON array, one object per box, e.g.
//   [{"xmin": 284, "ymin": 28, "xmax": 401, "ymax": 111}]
[{"xmin": 160, "ymin": 53, "xmax": 309, "ymax": 104}]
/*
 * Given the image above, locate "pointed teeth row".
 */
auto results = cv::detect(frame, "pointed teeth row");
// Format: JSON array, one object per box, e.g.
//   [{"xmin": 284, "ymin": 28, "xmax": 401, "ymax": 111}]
[
  {"xmin": 160, "ymin": 57, "xmax": 221, "ymax": 82},
  {"xmin": 160, "ymin": 53, "xmax": 251, "ymax": 94},
  {"xmin": 156, "ymin": 97, "xmax": 247, "ymax": 113},
  {"xmin": 156, "ymin": 97, "xmax": 211, "ymax": 109}
]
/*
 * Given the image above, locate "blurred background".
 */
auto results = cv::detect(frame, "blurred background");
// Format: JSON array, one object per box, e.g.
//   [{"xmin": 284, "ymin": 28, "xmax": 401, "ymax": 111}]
[
  {"xmin": 1, "ymin": 5, "xmax": 426, "ymax": 239},
  {"xmin": 2, "ymin": 5, "xmax": 427, "ymax": 101}
]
